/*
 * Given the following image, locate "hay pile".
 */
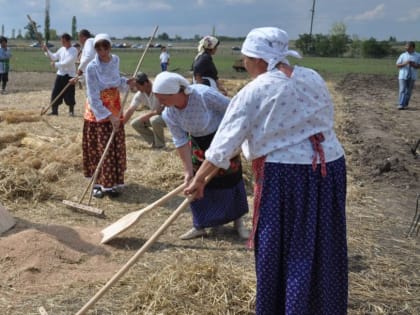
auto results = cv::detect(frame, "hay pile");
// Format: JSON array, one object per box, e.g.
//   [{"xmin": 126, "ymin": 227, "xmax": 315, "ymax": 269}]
[
  {"xmin": 125, "ymin": 257, "xmax": 255, "ymax": 314},
  {"xmin": 0, "ymin": 112, "xmax": 82, "ymax": 203},
  {"xmin": 0, "ymin": 110, "xmax": 42, "ymax": 124}
]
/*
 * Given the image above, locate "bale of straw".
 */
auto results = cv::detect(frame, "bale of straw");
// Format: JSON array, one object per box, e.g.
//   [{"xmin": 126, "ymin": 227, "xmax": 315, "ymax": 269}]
[
  {"xmin": 0, "ymin": 132, "xmax": 26, "ymax": 149},
  {"xmin": 0, "ymin": 110, "xmax": 41, "ymax": 124}
]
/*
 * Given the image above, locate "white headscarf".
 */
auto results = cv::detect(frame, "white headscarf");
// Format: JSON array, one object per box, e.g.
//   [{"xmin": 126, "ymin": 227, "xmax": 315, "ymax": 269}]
[
  {"xmin": 93, "ymin": 33, "xmax": 112, "ymax": 47},
  {"xmin": 241, "ymin": 27, "xmax": 301, "ymax": 71},
  {"xmin": 195, "ymin": 35, "xmax": 219, "ymax": 60},
  {"xmin": 152, "ymin": 72, "xmax": 192, "ymax": 95}
]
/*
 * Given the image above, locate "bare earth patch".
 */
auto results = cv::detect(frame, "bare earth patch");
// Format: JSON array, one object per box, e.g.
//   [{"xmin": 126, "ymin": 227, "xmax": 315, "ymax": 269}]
[{"xmin": 0, "ymin": 71, "xmax": 419, "ymax": 314}]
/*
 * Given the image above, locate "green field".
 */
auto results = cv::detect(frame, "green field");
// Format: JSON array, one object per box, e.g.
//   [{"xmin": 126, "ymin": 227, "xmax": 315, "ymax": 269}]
[{"xmin": 8, "ymin": 45, "xmax": 398, "ymax": 80}]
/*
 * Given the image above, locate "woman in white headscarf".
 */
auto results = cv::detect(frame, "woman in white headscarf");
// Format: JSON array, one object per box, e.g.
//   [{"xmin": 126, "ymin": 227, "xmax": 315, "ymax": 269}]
[
  {"xmin": 185, "ymin": 27, "xmax": 348, "ymax": 314},
  {"xmin": 83, "ymin": 33, "xmax": 135, "ymax": 198},
  {"xmin": 192, "ymin": 35, "xmax": 227, "ymax": 95},
  {"xmin": 152, "ymin": 71, "xmax": 249, "ymax": 240}
]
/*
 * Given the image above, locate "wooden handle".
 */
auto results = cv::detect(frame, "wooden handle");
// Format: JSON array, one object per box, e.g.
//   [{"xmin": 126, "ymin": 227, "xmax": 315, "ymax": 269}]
[
  {"xmin": 76, "ymin": 197, "xmax": 190, "ymax": 315},
  {"xmin": 40, "ymin": 81, "xmax": 74, "ymax": 116},
  {"xmin": 79, "ymin": 129, "xmax": 117, "ymax": 205},
  {"xmin": 76, "ymin": 169, "xmax": 218, "ymax": 314}
]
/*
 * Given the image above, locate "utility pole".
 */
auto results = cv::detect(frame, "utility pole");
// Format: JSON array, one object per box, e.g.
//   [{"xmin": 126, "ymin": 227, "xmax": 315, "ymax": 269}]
[
  {"xmin": 309, "ymin": 0, "xmax": 316, "ymax": 37},
  {"xmin": 309, "ymin": 0, "xmax": 316, "ymax": 54}
]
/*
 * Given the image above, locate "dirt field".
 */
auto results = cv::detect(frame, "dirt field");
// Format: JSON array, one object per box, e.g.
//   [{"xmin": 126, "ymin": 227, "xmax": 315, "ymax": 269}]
[{"xmin": 0, "ymin": 71, "xmax": 419, "ymax": 315}]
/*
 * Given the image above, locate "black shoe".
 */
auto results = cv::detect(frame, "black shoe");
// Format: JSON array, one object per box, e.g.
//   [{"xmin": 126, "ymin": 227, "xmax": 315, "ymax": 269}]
[
  {"xmin": 47, "ymin": 112, "xmax": 58, "ymax": 116},
  {"xmin": 69, "ymin": 112, "xmax": 74, "ymax": 117},
  {"xmin": 107, "ymin": 188, "xmax": 121, "ymax": 198},
  {"xmin": 92, "ymin": 188, "xmax": 104, "ymax": 198}
]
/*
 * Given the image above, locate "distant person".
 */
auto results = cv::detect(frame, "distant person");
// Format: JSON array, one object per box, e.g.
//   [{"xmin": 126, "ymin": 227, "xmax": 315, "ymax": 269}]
[
  {"xmin": 152, "ymin": 71, "xmax": 250, "ymax": 240},
  {"xmin": 77, "ymin": 29, "xmax": 95, "ymax": 80},
  {"xmin": 192, "ymin": 35, "xmax": 227, "ymax": 95},
  {"xmin": 396, "ymin": 41, "xmax": 419, "ymax": 110},
  {"xmin": 73, "ymin": 42, "xmax": 82, "ymax": 88},
  {"xmin": 0, "ymin": 36, "xmax": 12, "ymax": 94},
  {"xmin": 124, "ymin": 72, "xmax": 167, "ymax": 148},
  {"xmin": 159, "ymin": 46, "xmax": 170, "ymax": 71},
  {"xmin": 83, "ymin": 33, "xmax": 135, "ymax": 198},
  {"xmin": 43, "ymin": 33, "xmax": 78, "ymax": 116}
]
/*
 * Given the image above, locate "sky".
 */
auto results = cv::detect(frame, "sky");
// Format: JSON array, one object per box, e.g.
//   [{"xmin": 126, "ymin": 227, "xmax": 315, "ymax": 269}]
[{"xmin": 1, "ymin": 0, "xmax": 420, "ymax": 41}]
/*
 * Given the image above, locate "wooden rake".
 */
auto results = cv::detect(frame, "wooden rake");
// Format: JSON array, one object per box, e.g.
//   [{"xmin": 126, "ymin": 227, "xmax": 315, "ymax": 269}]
[
  {"xmin": 62, "ymin": 25, "xmax": 159, "ymax": 217},
  {"xmin": 74, "ymin": 169, "xmax": 217, "ymax": 315},
  {"xmin": 100, "ymin": 183, "xmax": 186, "ymax": 243}
]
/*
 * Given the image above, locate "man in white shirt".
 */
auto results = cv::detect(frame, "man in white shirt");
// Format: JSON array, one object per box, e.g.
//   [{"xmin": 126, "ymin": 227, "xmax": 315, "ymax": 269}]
[
  {"xmin": 124, "ymin": 72, "xmax": 166, "ymax": 148},
  {"xmin": 43, "ymin": 33, "xmax": 78, "ymax": 116},
  {"xmin": 70, "ymin": 29, "xmax": 95, "ymax": 88},
  {"xmin": 159, "ymin": 46, "xmax": 170, "ymax": 71}
]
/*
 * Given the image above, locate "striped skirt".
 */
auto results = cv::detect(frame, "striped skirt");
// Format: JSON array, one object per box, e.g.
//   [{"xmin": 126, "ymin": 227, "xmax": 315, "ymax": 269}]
[{"xmin": 253, "ymin": 157, "xmax": 347, "ymax": 315}]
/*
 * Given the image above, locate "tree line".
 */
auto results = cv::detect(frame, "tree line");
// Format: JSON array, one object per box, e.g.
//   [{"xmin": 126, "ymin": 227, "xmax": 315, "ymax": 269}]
[
  {"xmin": 295, "ymin": 22, "xmax": 416, "ymax": 58},
  {"xmin": 1, "ymin": 18, "xmax": 416, "ymax": 58}
]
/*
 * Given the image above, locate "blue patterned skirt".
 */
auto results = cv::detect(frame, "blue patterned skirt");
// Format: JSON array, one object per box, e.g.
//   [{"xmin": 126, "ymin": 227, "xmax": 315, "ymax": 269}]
[
  {"xmin": 254, "ymin": 157, "xmax": 347, "ymax": 315},
  {"xmin": 190, "ymin": 178, "xmax": 249, "ymax": 228},
  {"xmin": 189, "ymin": 132, "xmax": 249, "ymax": 228}
]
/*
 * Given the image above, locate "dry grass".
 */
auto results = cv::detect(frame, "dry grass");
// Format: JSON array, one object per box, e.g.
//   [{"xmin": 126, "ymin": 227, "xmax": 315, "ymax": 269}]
[{"xmin": 0, "ymin": 73, "xmax": 418, "ymax": 314}]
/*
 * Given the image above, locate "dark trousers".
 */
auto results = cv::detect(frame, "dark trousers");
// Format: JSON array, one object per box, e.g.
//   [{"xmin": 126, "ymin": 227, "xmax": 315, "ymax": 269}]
[
  {"xmin": 51, "ymin": 74, "xmax": 76, "ymax": 114},
  {"xmin": 0, "ymin": 73, "xmax": 8, "ymax": 90}
]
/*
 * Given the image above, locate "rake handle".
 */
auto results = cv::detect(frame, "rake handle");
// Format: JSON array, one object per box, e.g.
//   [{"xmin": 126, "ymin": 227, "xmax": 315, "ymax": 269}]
[
  {"xmin": 40, "ymin": 80, "xmax": 75, "ymax": 116},
  {"xmin": 76, "ymin": 197, "xmax": 191, "ymax": 315},
  {"xmin": 75, "ymin": 169, "xmax": 218, "ymax": 315},
  {"xmin": 79, "ymin": 128, "xmax": 117, "ymax": 205}
]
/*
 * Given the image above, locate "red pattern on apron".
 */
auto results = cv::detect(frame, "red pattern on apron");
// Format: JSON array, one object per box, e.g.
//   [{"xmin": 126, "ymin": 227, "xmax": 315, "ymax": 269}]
[
  {"xmin": 309, "ymin": 132, "xmax": 327, "ymax": 177},
  {"xmin": 247, "ymin": 155, "xmax": 267, "ymax": 249}
]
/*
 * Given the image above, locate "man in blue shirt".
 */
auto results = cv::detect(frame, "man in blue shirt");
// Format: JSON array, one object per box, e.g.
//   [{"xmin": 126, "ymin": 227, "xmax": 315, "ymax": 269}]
[
  {"xmin": 0, "ymin": 37, "xmax": 12, "ymax": 94},
  {"xmin": 396, "ymin": 41, "xmax": 419, "ymax": 110}
]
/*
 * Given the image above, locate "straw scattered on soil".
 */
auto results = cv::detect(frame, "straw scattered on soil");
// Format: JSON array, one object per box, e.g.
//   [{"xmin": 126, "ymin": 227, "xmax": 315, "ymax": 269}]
[{"xmin": 0, "ymin": 72, "xmax": 418, "ymax": 315}]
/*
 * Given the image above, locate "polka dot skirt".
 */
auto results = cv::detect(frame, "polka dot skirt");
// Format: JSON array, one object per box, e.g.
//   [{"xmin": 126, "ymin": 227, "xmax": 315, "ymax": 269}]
[{"xmin": 254, "ymin": 157, "xmax": 347, "ymax": 315}]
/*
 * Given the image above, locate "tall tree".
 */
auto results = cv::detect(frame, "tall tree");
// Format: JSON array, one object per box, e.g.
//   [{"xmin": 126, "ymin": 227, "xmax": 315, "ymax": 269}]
[
  {"xmin": 72, "ymin": 16, "xmax": 77, "ymax": 39},
  {"xmin": 45, "ymin": 0, "xmax": 50, "ymax": 43}
]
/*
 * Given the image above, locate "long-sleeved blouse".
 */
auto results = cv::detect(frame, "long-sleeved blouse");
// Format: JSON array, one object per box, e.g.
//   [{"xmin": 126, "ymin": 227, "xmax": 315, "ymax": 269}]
[
  {"xmin": 206, "ymin": 66, "xmax": 345, "ymax": 169},
  {"xmin": 85, "ymin": 54, "xmax": 129, "ymax": 120},
  {"xmin": 46, "ymin": 46, "xmax": 77, "ymax": 77},
  {"xmin": 162, "ymin": 84, "xmax": 230, "ymax": 148}
]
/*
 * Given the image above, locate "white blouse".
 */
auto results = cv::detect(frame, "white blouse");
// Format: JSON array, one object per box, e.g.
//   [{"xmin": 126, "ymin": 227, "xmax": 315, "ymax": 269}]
[
  {"xmin": 162, "ymin": 84, "xmax": 230, "ymax": 148},
  {"xmin": 206, "ymin": 66, "xmax": 345, "ymax": 169},
  {"xmin": 78, "ymin": 37, "xmax": 96, "ymax": 74},
  {"xmin": 46, "ymin": 46, "xmax": 78, "ymax": 77},
  {"xmin": 85, "ymin": 54, "xmax": 129, "ymax": 121}
]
